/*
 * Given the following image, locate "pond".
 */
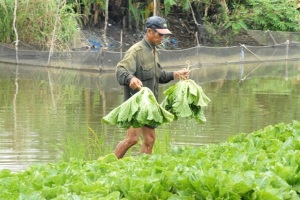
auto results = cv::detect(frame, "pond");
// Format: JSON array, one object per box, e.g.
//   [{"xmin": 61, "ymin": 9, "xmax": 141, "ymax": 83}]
[{"xmin": 0, "ymin": 61, "xmax": 299, "ymax": 171}]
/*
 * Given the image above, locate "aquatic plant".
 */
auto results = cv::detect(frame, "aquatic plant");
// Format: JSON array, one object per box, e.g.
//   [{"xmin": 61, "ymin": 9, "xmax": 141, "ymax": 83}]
[{"xmin": 1, "ymin": 120, "xmax": 299, "ymax": 199}]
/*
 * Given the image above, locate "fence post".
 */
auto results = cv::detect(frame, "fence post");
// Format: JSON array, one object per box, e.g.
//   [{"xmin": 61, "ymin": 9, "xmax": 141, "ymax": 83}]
[
  {"xmin": 286, "ymin": 40, "xmax": 289, "ymax": 60},
  {"xmin": 285, "ymin": 40, "xmax": 289, "ymax": 80},
  {"xmin": 240, "ymin": 45, "xmax": 244, "ymax": 62},
  {"xmin": 239, "ymin": 45, "xmax": 245, "ymax": 78}
]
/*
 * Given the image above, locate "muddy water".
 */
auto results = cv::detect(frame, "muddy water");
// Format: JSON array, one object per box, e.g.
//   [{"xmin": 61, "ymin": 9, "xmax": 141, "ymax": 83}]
[{"xmin": 0, "ymin": 61, "xmax": 299, "ymax": 171}]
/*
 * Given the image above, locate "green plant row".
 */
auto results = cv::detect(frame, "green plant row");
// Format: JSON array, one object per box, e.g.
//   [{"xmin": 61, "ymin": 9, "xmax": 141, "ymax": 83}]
[{"xmin": 1, "ymin": 120, "xmax": 300, "ymax": 199}]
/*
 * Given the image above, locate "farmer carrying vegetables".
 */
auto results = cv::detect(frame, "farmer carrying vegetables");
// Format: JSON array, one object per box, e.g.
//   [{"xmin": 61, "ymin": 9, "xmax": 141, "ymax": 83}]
[{"xmin": 114, "ymin": 16, "xmax": 189, "ymax": 159}]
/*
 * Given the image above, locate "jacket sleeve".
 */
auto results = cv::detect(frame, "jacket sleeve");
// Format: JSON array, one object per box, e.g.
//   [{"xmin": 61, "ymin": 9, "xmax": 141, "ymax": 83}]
[
  {"xmin": 116, "ymin": 50, "xmax": 137, "ymax": 86},
  {"xmin": 159, "ymin": 71, "xmax": 174, "ymax": 83}
]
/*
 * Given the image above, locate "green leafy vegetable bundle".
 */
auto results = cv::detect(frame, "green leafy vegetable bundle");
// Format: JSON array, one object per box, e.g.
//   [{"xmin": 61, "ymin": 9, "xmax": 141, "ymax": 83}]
[
  {"xmin": 102, "ymin": 87, "xmax": 174, "ymax": 128},
  {"xmin": 161, "ymin": 79, "xmax": 210, "ymax": 123}
]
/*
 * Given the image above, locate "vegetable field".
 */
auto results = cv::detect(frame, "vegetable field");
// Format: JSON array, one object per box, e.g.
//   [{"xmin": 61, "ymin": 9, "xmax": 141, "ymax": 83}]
[{"xmin": 1, "ymin": 121, "xmax": 300, "ymax": 199}]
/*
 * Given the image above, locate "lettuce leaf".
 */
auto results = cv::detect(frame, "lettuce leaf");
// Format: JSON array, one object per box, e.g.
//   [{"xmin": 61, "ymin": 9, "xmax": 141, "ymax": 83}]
[
  {"xmin": 161, "ymin": 79, "xmax": 210, "ymax": 123},
  {"xmin": 102, "ymin": 87, "xmax": 174, "ymax": 128}
]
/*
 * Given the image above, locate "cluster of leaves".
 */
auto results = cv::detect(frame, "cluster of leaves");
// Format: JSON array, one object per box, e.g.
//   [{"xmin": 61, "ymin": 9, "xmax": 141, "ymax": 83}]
[
  {"xmin": 249, "ymin": 0, "xmax": 300, "ymax": 31},
  {"xmin": 161, "ymin": 79, "xmax": 211, "ymax": 123},
  {"xmin": 103, "ymin": 80, "xmax": 210, "ymax": 128},
  {"xmin": 2, "ymin": 0, "xmax": 299, "ymax": 48},
  {"xmin": 227, "ymin": 0, "xmax": 300, "ymax": 33},
  {"xmin": 166, "ymin": 0, "xmax": 300, "ymax": 39},
  {"xmin": 0, "ymin": 0, "xmax": 14, "ymax": 42},
  {"xmin": 0, "ymin": 0, "xmax": 80, "ymax": 50},
  {"xmin": 102, "ymin": 87, "xmax": 174, "ymax": 128},
  {"xmin": 1, "ymin": 121, "xmax": 299, "ymax": 199}
]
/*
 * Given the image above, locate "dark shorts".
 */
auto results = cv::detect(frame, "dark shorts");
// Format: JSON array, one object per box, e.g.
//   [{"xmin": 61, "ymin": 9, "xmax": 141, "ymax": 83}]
[{"xmin": 144, "ymin": 124, "xmax": 156, "ymax": 129}]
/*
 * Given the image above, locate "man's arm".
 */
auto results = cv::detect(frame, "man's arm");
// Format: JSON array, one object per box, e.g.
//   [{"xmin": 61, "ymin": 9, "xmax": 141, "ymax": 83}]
[
  {"xmin": 159, "ymin": 69, "xmax": 190, "ymax": 83},
  {"xmin": 116, "ymin": 51, "xmax": 137, "ymax": 86}
]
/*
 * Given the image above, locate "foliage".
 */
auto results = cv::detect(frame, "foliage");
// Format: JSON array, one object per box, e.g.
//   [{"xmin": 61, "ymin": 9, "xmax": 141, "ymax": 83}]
[
  {"xmin": 128, "ymin": 0, "xmax": 145, "ymax": 31},
  {"xmin": 224, "ymin": 3, "xmax": 249, "ymax": 34},
  {"xmin": 161, "ymin": 79, "xmax": 210, "ymax": 123},
  {"xmin": 229, "ymin": 0, "xmax": 300, "ymax": 32},
  {"xmin": 60, "ymin": 126, "xmax": 112, "ymax": 162},
  {"xmin": 1, "ymin": 0, "xmax": 300, "ymax": 47},
  {"xmin": 0, "ymin": 0, "xmax": 14, "ymax": 42},
  {"xmin": 168, "ymin": 0, "xmax": 300, "ymax": 40},
  {"xmin": 102, "ymin": 87, "xmax": 174, "ymax": 128},
  {"xmin": 127, "ymin": 0, "xmax": 155, "ymax": 31},
  {"xmin": 164, "ymin": 0, "xmax": 190, "ymax": 15},
  {"xmin": 0, "ymin": 0, "xmax": 80, "ymax": 50},
  {"xmin": 1, "ymin": 121, "xmax": 300, "ymax": 199}
]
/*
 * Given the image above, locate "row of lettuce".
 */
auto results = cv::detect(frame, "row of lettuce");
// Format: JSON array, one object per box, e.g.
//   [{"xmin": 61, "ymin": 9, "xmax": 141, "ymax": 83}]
[{"xmin": 0, "ymin": 120, "xmax": 300, "ymax": 199}]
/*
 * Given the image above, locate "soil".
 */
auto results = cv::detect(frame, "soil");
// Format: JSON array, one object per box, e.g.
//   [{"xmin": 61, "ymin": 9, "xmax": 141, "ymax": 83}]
[{"xmin": 81, "ymin": 16, "xmax": 261, "ymax": 52}]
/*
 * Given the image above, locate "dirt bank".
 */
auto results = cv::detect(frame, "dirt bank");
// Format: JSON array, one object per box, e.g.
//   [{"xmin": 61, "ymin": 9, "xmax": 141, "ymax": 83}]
[{"xmin": 81, "ymin": 17, "xmax": 260, "ymax": 52}]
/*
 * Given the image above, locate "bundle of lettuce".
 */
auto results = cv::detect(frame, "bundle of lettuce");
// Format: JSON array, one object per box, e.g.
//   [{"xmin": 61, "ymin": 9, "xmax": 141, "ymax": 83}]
[
  {"xmin": 161, "ymin": 79, "xmax": 210, "ymax": 123},
  {"xmin": 102, "ymin": 87, "xmax": 174, "ymax": 128}
]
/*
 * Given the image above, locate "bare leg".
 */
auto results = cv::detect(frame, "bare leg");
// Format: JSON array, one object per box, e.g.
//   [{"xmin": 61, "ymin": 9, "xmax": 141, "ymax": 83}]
[
  {"xmin": 140, "ymin": 126, "xmax": 156, "ymax": 155},
  {"xmin": 114, "ymin": 127, "xmax": 141, "ymax": 159}
]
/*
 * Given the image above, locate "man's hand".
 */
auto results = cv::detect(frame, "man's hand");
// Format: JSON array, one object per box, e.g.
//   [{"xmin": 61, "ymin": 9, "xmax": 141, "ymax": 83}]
[
  {"xmin": 129, "ymin": 77, "xmax": 143, "ymax": 90},
  {"xmin": 174, "ymin": 69, "xmax": 190, "ymax": 80}
]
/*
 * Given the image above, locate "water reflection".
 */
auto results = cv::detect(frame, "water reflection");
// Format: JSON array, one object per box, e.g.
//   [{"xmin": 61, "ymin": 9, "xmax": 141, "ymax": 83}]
[{"xmin": 0, "ymin": 61, "xmax": 299, "ymax": 171}]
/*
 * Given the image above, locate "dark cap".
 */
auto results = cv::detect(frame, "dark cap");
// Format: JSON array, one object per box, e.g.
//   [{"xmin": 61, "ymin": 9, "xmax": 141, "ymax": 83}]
[{"xmin": 145, "ymin": 16, "xmax": 172, "ymax": 35}]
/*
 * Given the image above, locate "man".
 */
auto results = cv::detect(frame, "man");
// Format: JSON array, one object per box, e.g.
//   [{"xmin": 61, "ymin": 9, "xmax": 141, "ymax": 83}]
[{"xmin": 114, "ymin": 16, "xmax": 189, "ymax": 159}]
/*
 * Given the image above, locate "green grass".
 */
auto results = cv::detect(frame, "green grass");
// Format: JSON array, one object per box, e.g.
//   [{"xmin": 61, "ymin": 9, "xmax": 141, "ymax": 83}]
[
  {"xmin": 60, "ymin": 126, "xmax": 173, "ymax": 161},
  {"xmin": 60, "ymin": 126, "xmax": 114, "ymax": 161}
]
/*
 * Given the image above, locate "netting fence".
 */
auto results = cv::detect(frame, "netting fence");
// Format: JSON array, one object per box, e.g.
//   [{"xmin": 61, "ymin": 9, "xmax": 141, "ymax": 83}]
[{"xmin": 0, "ymin": 30, "xmax": 300, "ymax": 72}]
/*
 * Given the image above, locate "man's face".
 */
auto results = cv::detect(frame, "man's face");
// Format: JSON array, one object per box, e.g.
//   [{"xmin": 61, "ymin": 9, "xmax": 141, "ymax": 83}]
[{"xmin": 147, "ymin": 28, "xmax": 164, "ymax": 46}]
